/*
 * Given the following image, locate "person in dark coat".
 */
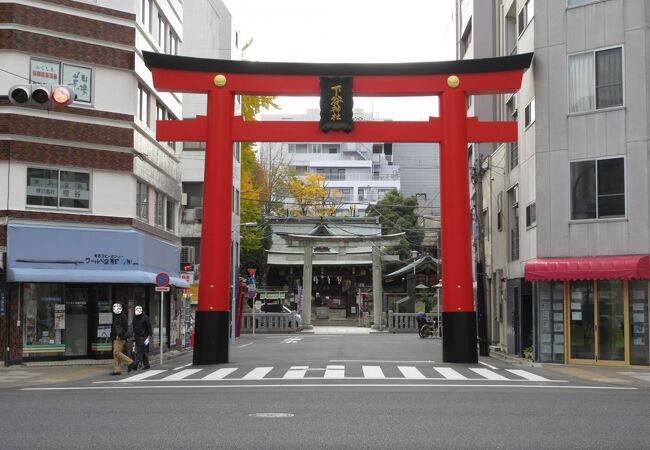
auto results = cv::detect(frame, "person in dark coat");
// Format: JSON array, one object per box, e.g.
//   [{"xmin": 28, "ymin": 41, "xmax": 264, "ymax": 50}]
[
  {"xmin": 110, "ymin": 302, "xmax": 134, "ymax": 375},
  {"xmin": 129, "ymin": 305, "xmax": 152, "ymax": 371}
]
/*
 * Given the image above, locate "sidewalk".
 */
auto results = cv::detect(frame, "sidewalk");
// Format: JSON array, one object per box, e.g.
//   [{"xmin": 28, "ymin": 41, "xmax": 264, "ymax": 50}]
[
  {"xmin": 0, "ymin": 348, "xmax": 192, "ymax": 390},
  {"xmin": 489, "ymin": 346, "xmax": 650, "ymax": 387}
]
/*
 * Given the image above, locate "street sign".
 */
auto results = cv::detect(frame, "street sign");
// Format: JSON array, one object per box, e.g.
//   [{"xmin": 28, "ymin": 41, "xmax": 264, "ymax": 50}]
[
  {"xmin": 155, "ymin": 286, "xmax": 171, "ymax": 292},
  {"xmin": 156, "ymin": 272, "xmax": 170, "ymax": 287}
]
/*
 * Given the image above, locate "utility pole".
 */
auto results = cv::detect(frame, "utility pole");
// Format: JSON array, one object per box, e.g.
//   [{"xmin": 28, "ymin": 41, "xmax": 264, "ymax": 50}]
[{"xmin": 473, "ymin": 155, "xmax": 489, "ymax": 357}]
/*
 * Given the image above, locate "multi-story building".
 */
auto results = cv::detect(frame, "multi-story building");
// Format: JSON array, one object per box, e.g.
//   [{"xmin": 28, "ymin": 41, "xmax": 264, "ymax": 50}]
[
  {"xmin": 462, "ymin": 0, "xmax": 650, "ymax": 367},
  {"xmin": 178, "ymin": 0, "xmax": 237, "ymax": 311},
  {"xmin": 259, "ymin": 109, "xmax": 400, "ymax": 217},
  {"xmin": 0, "ymin": 0, "xmax": 188, "ymax": 364}
]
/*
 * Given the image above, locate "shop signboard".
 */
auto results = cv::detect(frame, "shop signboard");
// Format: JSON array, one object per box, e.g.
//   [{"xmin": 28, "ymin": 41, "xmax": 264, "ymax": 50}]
[{"xmin": 0, "ymin": 289, "xmax": 6, "ymax": 317}]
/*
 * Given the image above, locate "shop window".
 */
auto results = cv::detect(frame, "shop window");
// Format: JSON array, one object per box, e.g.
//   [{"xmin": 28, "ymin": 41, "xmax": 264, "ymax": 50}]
[
  {"xmin": 23, "ymin": 283, "xmax": 65, "ymax": 357},
  {"xmin": 26, "ymin": 167, "xmax": 90, "ymax": 209},
  {"xmin": 570, "ymin": 157, "xmax": 625, "ymax": 220},
  {"xmin": 537, "ymin": 281, "xmax": 565, "ymax": 363},
  {"xmin": 629, "ymin": 280, "xmax": 649, "ymax": 365}
]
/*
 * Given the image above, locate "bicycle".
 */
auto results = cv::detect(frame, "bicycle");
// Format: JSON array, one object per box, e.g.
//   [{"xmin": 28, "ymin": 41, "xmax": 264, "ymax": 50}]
[{"xmin": 418, "ymin": 318, "xmax": 439, "ymax": 338}]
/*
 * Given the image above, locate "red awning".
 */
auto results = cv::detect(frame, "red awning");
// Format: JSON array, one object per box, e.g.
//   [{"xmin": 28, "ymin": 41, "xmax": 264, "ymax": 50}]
[{"xmin": 524, "ymin": 255, "xmax": 650, "ymax": 281}]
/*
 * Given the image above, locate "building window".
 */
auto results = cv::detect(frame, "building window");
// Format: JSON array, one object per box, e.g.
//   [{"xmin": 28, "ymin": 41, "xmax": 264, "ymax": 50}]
[
  {"xmin": 509, "ymin": 143, "xmax": 519, "ymax": 170},
  {"xmin": 461, "ymin": 20, "xmax": 472, "ymax": 58},
  {"xmin": 26, "ymin": 168, "xmax": 90, "ymax": 209},
  {"xmin": 154, "ymin": 191, "xmax": 164, "ymax": 226},
  {"xmin": 508, "ymin": 186, "xmax": 519, "ymax": 261},
  {"xmin": 323, "ymin": 144, "xmax": 340, "ymax": 154},
  {"xmin": 524, "ymin": 98, "xmax": 535, "ymax": 128},
  {"xmin": 497, "ymin": 193, "xmax": 503, "ymax": 232},
  {"xmin": 235, "ymin": 188, "xmax": 240, "ymax": 215},
  {"xmin": 569, "ymin": 47, "xmax": 623, "ymax": 113},
  {"xmin": 526, "ymin": 202, "xmax": 536, "ymax": 227},
  {"xmin": 136, "ymin": 181, "xmax": 149, "ymax": 219},
  {"xmin": 183, "ymin": 182, "xmax": 203, "ymax": 208},
  {"xmin": 567, "ymin": 0, "xmax": 597, "ymax": 6},
  {"xmin": 158, "ymin": 15, "xmax": 165, "ymax": 48},
  {"xmin": 166, "ymin": 199, "xmax": 175, "ymax": 231},
  {"xmin": 137, "ymin": 84, "xmax": 149, "ymax": 127},
  {"xmin": 570, "ymin": 157, "xmax": 625, "ymax": 220},
  {"xmin": 140, "ymin": 0, "xmax": 150, "ymax": 27},
  {"xmin": 518, "ymin": 0, "xmax": 534, "ymax": 35}
]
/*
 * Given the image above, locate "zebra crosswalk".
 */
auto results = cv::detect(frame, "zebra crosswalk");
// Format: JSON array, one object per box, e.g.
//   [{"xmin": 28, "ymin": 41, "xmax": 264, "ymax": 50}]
[{"xmin": 102, "ymin": 364, "xmax": 563, "ymax": 384}]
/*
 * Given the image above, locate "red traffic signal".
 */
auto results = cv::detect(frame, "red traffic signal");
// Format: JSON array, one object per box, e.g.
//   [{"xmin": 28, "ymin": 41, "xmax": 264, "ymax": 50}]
[{"xmin": 8, "ymin": 85, "xmax": 76, "ymax": 106}]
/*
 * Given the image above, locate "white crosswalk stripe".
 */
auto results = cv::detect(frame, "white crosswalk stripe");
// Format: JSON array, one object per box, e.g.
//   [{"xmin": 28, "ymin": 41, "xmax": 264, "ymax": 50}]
[
  {"xmin": 362, "ymin": 366, "xmax": 385, "ymax": 379},
  {"xmin": 397, "ymin": 366, "xmax": 426, "ymax": 379},
  {"xmin": 106, "ymin": 365, "xmax": 562, "ymax": 384},
  {"xmin": 506, "ymin": 369, "xmax": 551, "ymax": 382},
  {"xmin": 160, "ymin": 369, "xmax": 203, "ymax": 381},
  {"xmin": 324, "ymin": 365, "xmax": 345, "ymax": 379},
  {"xmin": 243, "ymin": 367, "xmax": 273, "ymax": 380},
  {"xmin": 284, "ymin": 366, "xmax": 309, "ymax": 379},
  {"xmin": 202, "ymin": 368, "xmax": 238, "ymax": 380},
  {"xmin": 469, "ymin": 368, "xmax": 509, "ymax": 381},
  {"xmin": 120, "ymin": 370, "xmax": 166, "ymax": 382},
  {"xmin": 434, "ymin": 367, "xmax": 467, "ymax": 380}
]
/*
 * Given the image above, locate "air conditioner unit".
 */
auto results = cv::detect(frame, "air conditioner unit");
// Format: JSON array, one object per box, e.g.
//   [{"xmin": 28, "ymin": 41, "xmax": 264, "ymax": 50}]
[
  {"xmin": 181, "ymin": 246, "xmax": 195, "ymax": 264},
  {"xmin": 194, "ymin": 207, "xmax": 203, "ymax": 221},
  {"xmin": 181, "ymin": 193, "xmax": 188, "ymax": 206},
  {"xmin": 182, "ymin": 208, "xmax": 195, "ymax": 223}
]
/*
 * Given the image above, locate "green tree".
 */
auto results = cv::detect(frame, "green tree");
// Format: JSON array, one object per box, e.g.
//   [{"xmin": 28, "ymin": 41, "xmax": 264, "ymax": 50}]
[{"xmin": 366, "ymin": 189, "xmax": 423, "ymax": 262}]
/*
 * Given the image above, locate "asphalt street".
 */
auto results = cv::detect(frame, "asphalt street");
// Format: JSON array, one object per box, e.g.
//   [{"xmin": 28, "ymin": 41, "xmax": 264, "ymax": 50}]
[{"xmin": 1, "ymin": 331, "xmax": 649, "ymax": 449}]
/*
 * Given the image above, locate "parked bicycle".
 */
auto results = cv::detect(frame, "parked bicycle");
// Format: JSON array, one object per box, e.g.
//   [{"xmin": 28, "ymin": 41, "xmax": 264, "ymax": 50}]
[{"xmin": 417, "ymin": 314, "xmax": 440, "ymax": 338}]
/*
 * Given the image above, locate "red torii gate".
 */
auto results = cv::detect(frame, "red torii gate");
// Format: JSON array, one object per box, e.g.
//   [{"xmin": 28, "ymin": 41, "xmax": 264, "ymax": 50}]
[{"xmin": 144, "ymin": 52, "xmax": 533, "ymax": 365}]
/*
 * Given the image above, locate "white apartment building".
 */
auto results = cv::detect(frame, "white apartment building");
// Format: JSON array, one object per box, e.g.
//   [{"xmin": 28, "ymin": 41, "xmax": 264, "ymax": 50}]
[
  {"xmin": 0, "ymin": 0, "xmax": 187, "ymax": 364},
  {"xmin": 259, "ymin": 109, "xmax": 400, "ymax": 216},
  {"xmin": 178, "ymin": 0, "xmax": 237, "ymax": 299},
  {"xmin": 461, "ymin": 0, "xmax": 650, "ymax": 367}
]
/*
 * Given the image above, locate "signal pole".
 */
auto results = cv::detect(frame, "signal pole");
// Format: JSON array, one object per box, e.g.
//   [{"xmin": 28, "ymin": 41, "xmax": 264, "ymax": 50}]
[{"xmin": 473, "ymin": 155, "xmax": 489, "ymax": 357}]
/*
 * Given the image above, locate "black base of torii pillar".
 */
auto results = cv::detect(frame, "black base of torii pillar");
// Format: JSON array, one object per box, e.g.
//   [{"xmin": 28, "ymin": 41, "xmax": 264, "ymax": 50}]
[
  {"xmin": 442, "ymin": 312, "xmax": 478, "ymax": 363},
  {"xmin": 192, "ymin": 311, "xmax": 229, "ymax": 365}
]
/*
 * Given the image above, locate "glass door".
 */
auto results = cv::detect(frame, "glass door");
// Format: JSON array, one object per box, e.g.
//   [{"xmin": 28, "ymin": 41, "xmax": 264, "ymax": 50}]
[
  {"xmin": 64, "ymin": 287, "xmax": 88, "ymax": 356},
  {"xmin": 569, "ymin": 281, "xmax": 595, "ymax": 361},
  {"xmin": 597, "ymin": 280, "xmax": 625, "ymax": 362},
  {"xmin": 568, "ymin": 280, "xmax": 629, "ymax": 364}
]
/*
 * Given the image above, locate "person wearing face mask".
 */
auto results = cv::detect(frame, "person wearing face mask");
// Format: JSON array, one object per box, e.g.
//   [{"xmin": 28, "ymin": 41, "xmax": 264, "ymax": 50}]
[
  {"xmin": 129, "ymin": 305, "xmax": 152, "ymax": 371},
  {"xmin": 109, "ymin": 302, "xmax": 134, "ymax": 375}
]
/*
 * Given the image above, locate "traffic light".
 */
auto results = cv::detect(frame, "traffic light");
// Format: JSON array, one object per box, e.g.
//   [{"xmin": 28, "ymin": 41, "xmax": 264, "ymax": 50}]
[{"xmin": 8, "ymin": 84, "xmax": 76, "ymax": 106}]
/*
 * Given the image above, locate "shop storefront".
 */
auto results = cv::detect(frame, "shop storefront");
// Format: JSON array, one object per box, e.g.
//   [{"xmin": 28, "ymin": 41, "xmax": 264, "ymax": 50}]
[
  {"xmin": 526, "ymin": 255, "xmax": 650, "ymax": 366},
  {"xmin": 6, "ymin": 224, "xmax": 188, "ymax": 362}
]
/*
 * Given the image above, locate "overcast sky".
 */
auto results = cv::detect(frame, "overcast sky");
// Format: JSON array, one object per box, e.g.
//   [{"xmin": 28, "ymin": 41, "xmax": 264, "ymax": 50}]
[{"xmin": 223, "ymin": 0, "xmax": 455, "ymax": 120}]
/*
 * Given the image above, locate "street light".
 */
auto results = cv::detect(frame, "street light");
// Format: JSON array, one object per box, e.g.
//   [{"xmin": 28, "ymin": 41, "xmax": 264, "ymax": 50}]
[{"xmin": 231, "ymin": 222, "xmax": 256, "ymax": 343}]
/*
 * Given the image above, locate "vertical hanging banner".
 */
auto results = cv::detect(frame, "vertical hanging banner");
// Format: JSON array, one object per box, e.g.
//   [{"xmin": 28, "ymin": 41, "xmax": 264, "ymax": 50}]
[{"xmin": 320, "ymin": 76, "xmax": 354, "ymax": 132}]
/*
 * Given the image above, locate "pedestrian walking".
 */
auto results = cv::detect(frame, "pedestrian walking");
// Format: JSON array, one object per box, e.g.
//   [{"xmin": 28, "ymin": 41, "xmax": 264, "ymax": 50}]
[
  {"xmin": 129, "ymin": 305, "xmax": 152, "ymax": 371},
  {"xmin": 110, "ymin": 302, "xmax": 134, "ymax": 375}
]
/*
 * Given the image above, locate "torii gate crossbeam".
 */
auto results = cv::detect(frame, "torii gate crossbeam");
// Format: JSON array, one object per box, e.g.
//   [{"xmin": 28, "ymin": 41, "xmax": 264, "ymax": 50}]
[{"xmin": 143, "ymin": 52, "xmax": 533, "ymax": 365}]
